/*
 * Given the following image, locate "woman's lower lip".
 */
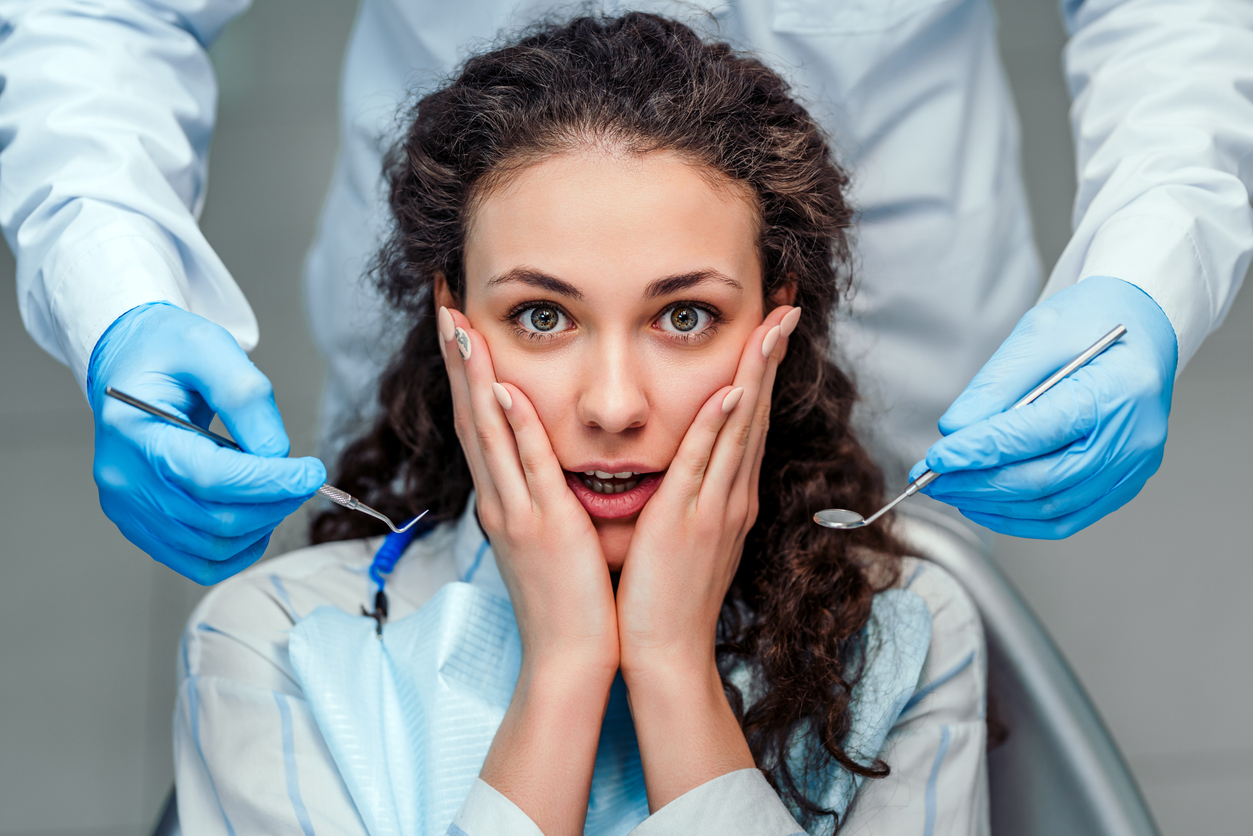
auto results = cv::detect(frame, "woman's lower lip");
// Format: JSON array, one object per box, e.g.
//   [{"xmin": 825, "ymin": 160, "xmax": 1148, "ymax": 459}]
[{"xmin": 566, "ymin": 471, "xmax": 663, "ymax": 519}]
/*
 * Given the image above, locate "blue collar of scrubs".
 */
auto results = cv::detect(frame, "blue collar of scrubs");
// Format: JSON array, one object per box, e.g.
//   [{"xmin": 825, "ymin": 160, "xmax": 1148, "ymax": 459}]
[{"xmin": 365, "ymin": 493, "xmax": 506, "ymax": 632}]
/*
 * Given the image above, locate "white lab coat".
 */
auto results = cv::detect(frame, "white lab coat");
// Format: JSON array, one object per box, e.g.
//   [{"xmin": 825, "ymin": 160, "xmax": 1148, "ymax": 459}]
[
  {"xmin": 174, "ymin": 500, "xmax": 989, "ymax": 834},
  {"xmin": 1, "ymin": 0, "xmax": 1251, "ymax": 474}
]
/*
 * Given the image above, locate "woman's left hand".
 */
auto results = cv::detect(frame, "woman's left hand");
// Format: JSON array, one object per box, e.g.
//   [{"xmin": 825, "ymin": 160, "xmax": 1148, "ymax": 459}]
[
  {"xmin": 616, "ymin": 303, "xmax": 800, "ymax": 678},
  {"xmin": 614, "ymin": 304, "xmax": 799, "ymax": 810}
]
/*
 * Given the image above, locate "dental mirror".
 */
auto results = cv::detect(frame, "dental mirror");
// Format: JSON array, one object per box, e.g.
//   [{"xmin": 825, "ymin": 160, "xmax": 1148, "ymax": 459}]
[{"xmin": 813, "ymin": 508, "xmax": 876, "ymax": 530}]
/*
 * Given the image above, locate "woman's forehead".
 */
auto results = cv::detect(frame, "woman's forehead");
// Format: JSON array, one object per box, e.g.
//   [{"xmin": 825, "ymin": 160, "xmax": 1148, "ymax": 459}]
[{"xmin": 463, "ymin": 149, "xmax": 763, "ymax": 302}]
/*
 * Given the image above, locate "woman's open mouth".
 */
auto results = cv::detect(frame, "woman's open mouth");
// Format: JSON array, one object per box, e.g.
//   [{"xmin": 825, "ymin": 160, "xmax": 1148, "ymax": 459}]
[{"xmin": 565, "ymin": 469, "xmax": 663, "ymax": 519}]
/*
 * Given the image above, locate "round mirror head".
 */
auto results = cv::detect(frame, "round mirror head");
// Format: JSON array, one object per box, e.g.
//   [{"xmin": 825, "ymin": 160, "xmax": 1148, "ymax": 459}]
[{"xmin": 813, "ymin": 508, "xmax": 866, "ymax": 529}]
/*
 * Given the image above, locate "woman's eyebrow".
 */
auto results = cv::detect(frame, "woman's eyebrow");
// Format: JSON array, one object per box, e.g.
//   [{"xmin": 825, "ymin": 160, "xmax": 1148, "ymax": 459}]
[
  {"xmin": 645, "ymin": 270, "xmax": 743, "ymax": 299},
  {"xmin": 486, "ymin": 267, "xmax": 584, "ymax": 300},
  {"xmin": 485, "ymin": 267, "xmax": 742, "ymax": 300}
]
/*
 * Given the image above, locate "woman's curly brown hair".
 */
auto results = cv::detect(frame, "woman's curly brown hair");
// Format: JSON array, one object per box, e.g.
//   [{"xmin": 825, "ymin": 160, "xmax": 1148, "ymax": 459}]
[{"xmin": 311, "ymin": 12, "xmax": 905, "ymax": 831}]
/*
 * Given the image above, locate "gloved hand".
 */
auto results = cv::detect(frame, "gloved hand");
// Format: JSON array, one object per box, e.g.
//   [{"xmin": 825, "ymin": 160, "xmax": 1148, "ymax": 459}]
[
  {"xmin": 87, "ymin": 302, "xmax": 327, "ymax": 583},
  {"xmin": 909, "ymin": 276, "xmax": 1177, "ymax": 539}
]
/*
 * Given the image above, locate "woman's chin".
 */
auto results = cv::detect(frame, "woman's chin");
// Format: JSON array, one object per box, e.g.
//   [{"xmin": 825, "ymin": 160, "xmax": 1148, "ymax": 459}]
[{"xmin": 593, "ymin": 516, "xmax": 636, "ymax": 572}]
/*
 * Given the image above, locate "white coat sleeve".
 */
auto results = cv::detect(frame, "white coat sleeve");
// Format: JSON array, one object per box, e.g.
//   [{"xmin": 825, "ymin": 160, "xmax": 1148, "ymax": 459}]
[
  {"xmin": 0, "ymin": 0, "xmax": 257, "ymax": 390},
  {"xmin": 452, "ymin": 771, "xmax": 805, "ymax": 836},
  {"xmin": 452, "ymin": 764, "xmax": 806, "ymax": 836},
  {"xmin": 627, "ymin": 769, "xmax": 806, "ymax": 836},
  {"xmin": 448, "ymin": 779, "xmax": 548, "ymax": 836},
  {"xmin": 1046, "ymin": 0, "xmax": 1253, "ymax": 369}
]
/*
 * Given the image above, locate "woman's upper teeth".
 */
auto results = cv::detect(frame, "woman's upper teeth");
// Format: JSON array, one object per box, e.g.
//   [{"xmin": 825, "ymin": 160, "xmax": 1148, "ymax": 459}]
[
  {"xmin": 581, "ymin": 474, "xmax": 641, "ymax": 494},
  {"xmin": 586, "ymin": 470, "xmax": 638, "ymax": 479}
]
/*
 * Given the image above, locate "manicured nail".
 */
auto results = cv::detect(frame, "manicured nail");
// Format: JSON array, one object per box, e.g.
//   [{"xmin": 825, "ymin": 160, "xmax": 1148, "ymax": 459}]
[
  {"xmin": 780, "ymin": 307, "xmax": 802, "ymax": 338},
  {"xmin": 761, "ymin": 325, "xmax": 781, "ymax": 359},
  {"xmin": 454, "ymin": 327, "xmax": 472, "ymax": 360},
  {"xmin": 438, "ymin": 306, "xmax": 455, "ymax": 343},
  {"xmin": 722, "ymin": 387, "xmax": 745, "ymax": 414},
  {"xmin": 492, "ymin": 382, "xmax": 513, "ymax": 411}
]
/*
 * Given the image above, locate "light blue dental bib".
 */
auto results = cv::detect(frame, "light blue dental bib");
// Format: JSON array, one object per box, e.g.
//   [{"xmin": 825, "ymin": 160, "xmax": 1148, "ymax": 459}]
[{"xmin": 290, "ymin": 582, "xmax": 931, "ymax": 836}]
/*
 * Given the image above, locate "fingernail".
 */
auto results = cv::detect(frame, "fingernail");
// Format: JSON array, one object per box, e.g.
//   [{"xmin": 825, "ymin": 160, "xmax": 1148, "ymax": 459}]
[
  {"xmin": 454, "ymin": 327, "xmax": 472, "ymax": 360},
  {"xmin": 722, "ymin": 387, "xmax": 745, "ymax": 414},
  {"xmin": 780, "ymin": 307, "xmax": 802, "ymax": 338},
  {"xmin": 761, "ymin": 325, "xmax": 781, "ymax": 359},
  {"xmin": 438, "ymin": 306, "xmax": 455, "ymax": 343},
  {"xmin": 492, "ymin": 382, "xmax": 513, "ymax": 411}
]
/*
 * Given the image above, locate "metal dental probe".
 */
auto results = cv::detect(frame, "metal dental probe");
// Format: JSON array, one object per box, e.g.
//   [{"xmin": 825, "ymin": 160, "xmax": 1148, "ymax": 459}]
[
  {"xmin": 813, "ymin": 324, "xmax": 1129, "ymax": 531},
  {"xmin": 105, "ymin": 386, "xmax": 426, "ymax": 534}
]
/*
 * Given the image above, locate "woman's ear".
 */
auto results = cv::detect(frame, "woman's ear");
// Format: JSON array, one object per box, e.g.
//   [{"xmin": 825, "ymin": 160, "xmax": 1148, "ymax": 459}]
[
  {"xmin": 433, "ymin": 272, "xmax": 455, "ymax": 311},
  {"xmin": 768, "ymin": 277, "xmax": 798, "ymax": 309}
]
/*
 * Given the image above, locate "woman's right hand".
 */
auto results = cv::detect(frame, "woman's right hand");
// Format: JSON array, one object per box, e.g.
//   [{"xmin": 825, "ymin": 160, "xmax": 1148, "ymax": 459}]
[
  {"xmin": 442, "ymin": 305, "xmax": 617, "ymax": 836},
  {"xmin": 439, "ymin": 306, "xmax": 619, "ymax": 676}
]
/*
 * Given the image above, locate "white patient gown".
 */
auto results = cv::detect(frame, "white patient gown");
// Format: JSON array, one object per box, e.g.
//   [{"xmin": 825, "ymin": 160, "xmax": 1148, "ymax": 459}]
[{"xmin": 174, "ymin": 502, "xmax": 989, "ymax": 834}]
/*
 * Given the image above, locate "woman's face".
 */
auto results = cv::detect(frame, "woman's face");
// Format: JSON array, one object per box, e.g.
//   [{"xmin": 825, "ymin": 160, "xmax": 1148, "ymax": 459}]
[{"xmin": 440, "ymin": 149, "xmax": 786, "ymax": 569}]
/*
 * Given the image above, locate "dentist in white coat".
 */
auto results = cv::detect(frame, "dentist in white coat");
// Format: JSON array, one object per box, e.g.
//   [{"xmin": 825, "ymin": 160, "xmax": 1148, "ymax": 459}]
[{"xmin": 1, "ymin": 0, "xmax": 1250, "ymax": 583}]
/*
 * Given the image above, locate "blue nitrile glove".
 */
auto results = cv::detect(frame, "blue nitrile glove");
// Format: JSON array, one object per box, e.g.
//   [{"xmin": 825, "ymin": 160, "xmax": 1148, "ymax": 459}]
[
  {"xmin": 86, "ymin": 302, "xmax": 326, "ymax": 583},
  {"xmin": 908, "ymin": 276, "xmax": 1178, "ymax": 539}
]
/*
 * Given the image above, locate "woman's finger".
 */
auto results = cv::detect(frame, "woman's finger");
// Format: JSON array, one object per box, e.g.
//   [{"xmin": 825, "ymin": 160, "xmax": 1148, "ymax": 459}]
[
  {"xmin": 733, "ymin": 307, "xmax": 797, "ymax": 497},
  {"xmin": 702, "ymin": 305, "xmax": 796, "ymax": 498},
  {"xmin": 492, "ymin": 381, "xmax": 579, "ymax": 508},
  {"xmin": 651, "ymin": 384, "xmax": 739, "ymax": 511},
  {"xmin": 443, "ymin": 307, "xmax": 531, "ymax": 510},
  {"xmin": 439, "ymin": 306, "xmax": 502, "ymax": 510}
]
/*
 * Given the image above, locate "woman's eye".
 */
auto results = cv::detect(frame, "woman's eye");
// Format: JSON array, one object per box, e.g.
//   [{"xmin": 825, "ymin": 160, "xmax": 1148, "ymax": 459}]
[
  {"xmin": 657, "ymin": 304, "xmax": 712, "ymax": 336},
  {"xmin": 516, "ymin": 305, "xmax": 569, "ymax": 334}
]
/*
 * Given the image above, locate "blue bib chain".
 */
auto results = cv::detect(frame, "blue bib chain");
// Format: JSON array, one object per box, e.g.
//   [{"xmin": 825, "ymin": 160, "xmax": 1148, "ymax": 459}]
[{"xmin": 364, "ymin": 514, "xmax": 436, "ymax": 635}]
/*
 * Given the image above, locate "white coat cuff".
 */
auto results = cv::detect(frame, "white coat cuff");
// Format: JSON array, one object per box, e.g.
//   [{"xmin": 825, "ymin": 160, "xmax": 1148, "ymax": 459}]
[
  {"xmin": 1073, "ymin": 214, "xmax": 1206, "ymax": 372},
  {"xmin": 44, "ymin": 215, "xmax": 190, "ymax": 392},
  {"xmin": 628, "ymin": 768, "xmax": 805, "ymax": 836},
  {"xmin": 448, "ymin": 778, "xmax": 546, "ymax": 836}
]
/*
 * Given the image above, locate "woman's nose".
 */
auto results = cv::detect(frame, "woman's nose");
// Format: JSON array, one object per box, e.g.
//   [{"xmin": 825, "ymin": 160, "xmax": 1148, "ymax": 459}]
[{"xmin": 577, "ymin": 342, "xmax": 648, "ymax": 433}]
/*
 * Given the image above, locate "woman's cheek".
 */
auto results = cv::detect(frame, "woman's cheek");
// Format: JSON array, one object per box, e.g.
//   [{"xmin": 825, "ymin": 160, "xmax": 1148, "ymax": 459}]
[
  {"xmin": 652, "ymin": 350, "xmax": 739, "ymax": 442},
  {"xmin": 594, "ymin": 518, "xmax": 633, "ymax": 572},
  {"xmin": 493, "ymin": 353, "xmax": 579, "ymax": 449}
]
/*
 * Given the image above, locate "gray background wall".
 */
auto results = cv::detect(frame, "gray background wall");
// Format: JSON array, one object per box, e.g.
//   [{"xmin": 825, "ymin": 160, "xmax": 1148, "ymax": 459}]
[{"xmin": 1, "ymin": 0, "xmax": 1249, "ymax": 833}]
